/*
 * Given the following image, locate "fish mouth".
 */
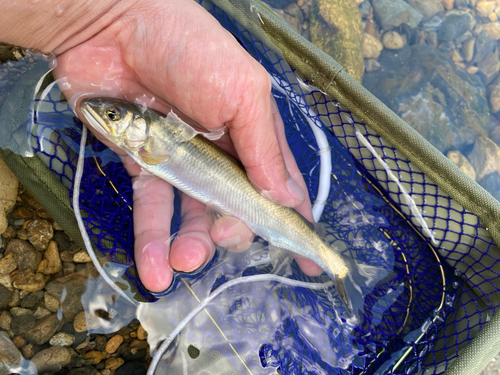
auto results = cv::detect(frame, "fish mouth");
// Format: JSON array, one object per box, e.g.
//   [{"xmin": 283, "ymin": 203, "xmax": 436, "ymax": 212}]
[{"xmin": 81, "ymin": 103, "xmax": 111, "ymax": 136}]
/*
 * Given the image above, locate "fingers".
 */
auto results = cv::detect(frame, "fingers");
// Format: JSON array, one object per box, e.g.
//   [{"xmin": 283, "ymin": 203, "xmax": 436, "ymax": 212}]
[
  {"xmin": 170, "ymin": 193, "xmax": 215, "ymax": 272},
  {"xmin": 210, "ymin": 217, "xmax": 254, "ymax": 253},
  {"xmin": 130, "ymin": 171, "xmax": 175, "ymax": 292}
]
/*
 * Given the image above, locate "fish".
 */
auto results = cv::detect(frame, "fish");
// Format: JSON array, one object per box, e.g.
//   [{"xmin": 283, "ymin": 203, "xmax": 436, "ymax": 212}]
[{"xmin": 79, "ymin": 97, "xmax": 385, "ymax": 315}]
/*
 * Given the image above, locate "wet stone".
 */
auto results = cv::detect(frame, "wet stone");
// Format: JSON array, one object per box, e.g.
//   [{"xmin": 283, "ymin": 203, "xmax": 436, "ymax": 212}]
[
  {"xmin": 0, "ymin": 282, "xmax": 13, "ymax": 309},
  {"xmin": 105, "ymin": 357, "xmax": 125, "ymax": 370},
  {"xmin": 11, "ymin": 313, "xmax": 36, "ymax": 335},
  {"xmin": 26, "ymin": 219, "xmax": 53, "ymax": 251},
  {"xmin": 16, "ymin": 229, "xmax": 28, "ymax": 241},
  {"xmin": 49, "ymin": 331, "xmax": 76, "ymax": 347},
  {"xmin": 437, "ymin": 13, "xmax": 470, "ymax": 42},
  {"xmin": 24, "ymin": 313, "xmax": 64, "ymax": 345},
  {"xmin": 11, "ymin": 206, "xmax": 35, "ymax": 220},
  {"xmin": 60, "ymin": 251, "xmax": 74, "ymax": 262},
  {"xmin": 8, "ymin": 289, "xmax": 20, "ymax": 307},
  {"xmin": 468, "ymin": 136, "xmax": 500, "ymax": 180},
  {"xmin": 0, "ymin": 154, "xmax": 18, "ymax": 235},
  {"xmin": 43, "ymin": 240, "xmax": 62, "ymax": 275},
  {"xmin": 73, "ymin": 250, "xmax": 91, "ymax": 263},
  {"xmin": 491, "ymin": 126, "xmax": 500, "ymax": 145},
  {"xmin": 11, "ymin": 269, "xmax": 46, "ymax": 292},
  {"xmin": 44, "ymin": 291, "xmax": 60, "ymax": 312},
  {"xmin": 483, "ymin": 21, "xmax": 500, "ymax": 40},
  {"xmin": 12, "ymin": 335, "xmax": 26, "ymax": 348},
  {"xmin": 136, "ymin": 325, "xmax": 147, "ymax": 340},
  {"xmin": 6, "ymin": 239, "xmax": 41, "ymax": 271},
  {"xmin": 0, "ymin": 331, "xmax": 22, "ymax": 368},
  {"xmin": 45, "ymin": 272, "xmax": 89, "ymax": 320},
  {"xmin": 68, "ymin": 367, "xmax": 99, "ymax": 375},
  {"xmin": 462, "ymin": 37, "xmax": 475, "ymax": 62},
  {"xmin": 10, "ymin": 306, "xmax": 32, "ymax": 317},
  {"xmin": 407, "ymin": 0, "xmax": 443, "ymax": 18},
  {"xmin": 361, "ymin": 33, "xmax": 383, "ymax": 59},
  {"xmin": 382, "ymin": 30, "xmax": 406, "ymax": 49},
  {"xmin": 54, "ymin": 231, "xmax": 72, "ymax": 251},
  {"xmin": 0, "ymin": 253, "xmax": 16, "ymax": 274},
  {"xmin": 477, "ymin": 44, "xmax": 500, "ymax": 85},
  {"xmin": 21, "ymin": 343, "xmax": 36, "ymax": 360},
  {"xmin": 372, "ymin": 0, "xmax": 423, "ymax": 30},
  {"xmin": 95, "ymin": 335, "xmax": 107, "ymax": 351},
  {"xmin": 31, "ymin": 346, "xmax": 72, "ymax": 373},
  {"xmin": 0, "ymin": 310, "xmax": 11, "ymax": 330},
  {"xmin": 33, "ymin": 306, "xmax": 51, "ymax": 320},
  {"xmin": 20, "ymin": 290, "xmax": 44, "ymax": 309},
  {"xmin": 105, "ymin": 334, "xmax": 123, "ymax": 354},
  {"xmin": 489, "ymin": 76, "xmax": 500, "ymax": 113},
  {"xmin": 1, "ymin": 226, "xmax": 15, "ymax": 239},
  {"xmin": 83, "ymin": 350, "xmax": 104, "ymax": 364},
  {"xmin": 63, "ymin": 262, "xmax": 76, "ymax": 275}
]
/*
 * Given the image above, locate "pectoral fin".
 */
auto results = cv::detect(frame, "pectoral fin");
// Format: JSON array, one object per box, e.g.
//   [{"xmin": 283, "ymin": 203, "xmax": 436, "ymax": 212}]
[{"xmin": 138, "ymin": 149, "xmax": 170, "ymax": 165}]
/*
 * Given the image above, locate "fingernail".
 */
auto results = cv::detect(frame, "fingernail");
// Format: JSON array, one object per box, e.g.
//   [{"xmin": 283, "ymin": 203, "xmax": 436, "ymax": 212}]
[
  {"xmin": 217, "ymin": 235, "xmax": 241, "ymax": 249},
  {"xmin": 286, "ymin": 177, "xmax": 305, "ymax": 204}
]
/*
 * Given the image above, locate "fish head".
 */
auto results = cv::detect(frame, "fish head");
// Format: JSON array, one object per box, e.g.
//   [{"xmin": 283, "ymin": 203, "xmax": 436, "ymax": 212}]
[{"xmin": 79, "ymin": 97, "xmax": 149, "ymax": 151}]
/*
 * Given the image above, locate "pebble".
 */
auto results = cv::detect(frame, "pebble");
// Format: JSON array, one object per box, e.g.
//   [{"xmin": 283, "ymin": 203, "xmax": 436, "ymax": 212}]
[
  {"xmin": 0, "ymin": 310, "xmax": 11, "ymax": 330},
  {"xmin": 60, "ymin": 251, "xmax": 74, "ymax": 262},
  {"xmin": 50, "ymin": 332, "xmax": 76, "ymax": 346},
  {"xmin": 0, "ymin": 331, "xmax": 22, "ymax": 368},
  {"xmin": 467, "ymin": 66, "xmax": 479, "ymax": 74},
  {"xmin": 468, "ymin": 136, "xmax": 500, "ymax": 180},
  {"xmin": 43, "ymin": 240, "xmax": 62, "ymax": 274},
  {"xmin": 362, "ymin": 33, "xmax": 383, "ymax": 58},
  {"xmin": 73, "ymin": 311, "xmax": 88, "ymax": 333},
  {"xmin": 11, "ymin": 313, "xmax": 36, "ymax": 335},
  {"xmin": 23, "ymin": 313, "xmax": 63, "ymax": 345},
  {"xmin": 0, "ymin": 253, "xmax": 16, "ymax": 274},
  {"xmin": 105, "ymin": 357, "xmax": 125, "ymax": 370},
  {"xmin": 136, "ymin": 325, "xmax": 147, "ymax": 340},
  {"xmin": 63, "ymin": 261, "xmax": 77, "ymax": 275},
  {"xmin": 461, "ymin": 37, "xmax": 475, "ymax": 62},
  {"xmin": 20, "ymin": 290, "xmax": 44, "ymax": 309},
  {"xmin": 53, "ymin": 222, "xmax": 63, "ymax": 231},
  {"xmin": 6, "ymin": 239, "xmax": 41, "ymax": 271},
  {"xmin": 44, "ymin": 291, "xmax": 60, "ymax": 312},
  {"xmin": 382, "ymin": 30, "xmax": 406, "ymax": 49},
  {"xmin": 21, "ymin": 343, "xmax": 35, "ymax": 360},
  {"xmin": 365, "ymin": 58, "xmax": 381, "ymax": 72},
  {"xmin": 83, "ymin": 350, "xmax": 104, "ymax": 364},
  {"xmin": 8, "ymin": 289, "xmax": 20, "ymax": 307},
  {"xmin": 45, "ymin": 272, "xmax": 88, "ymax": 320},
  {"xmin": 442, "ymin": 0, "xmax": 454, "ymax": 9},
  {"xmin": 489, "ymin": 76, "xmax": 500, "ymax": 113},
  {"xmin": 95, "ymin": 335, "xmax": 107, "ymax": 351},
  {"xmin": 129, "ymin": 339, "xmax": 148, "ymax": 353},
  {"xmin": 106, "ymin": 334, "xmax": 124, "ymax": 354},
  {"xmin": 73, "ymin": 250, "xmax": 92, "ymax": 263},
  {"xmin": 451, "ymin": 49, "xmax": 463, "ymax": 62},
  {"xmin": 16, "ymin": 229, "xmax": 28, "ymax": 240},
  {"xmin": 0, "ymin": 155, "xmax": 19, "ymax": 235},
  {"xmin": 438, "ymin": 13, "xmax": 470, "ymax": 42},
  {"xmin": 478, "ymin": 46, "xmax": 500, "ymax": 84},
  {"xmin": 31, "ymin": 346, "xmax": 72, "ymax": 373},
  {"xmin": 476, "ymin": 0, "xmax": 496, "ymax": 17},
  {"xmin": 33, "ymin": 306, "xmax": 51, "ymax": 320},
  {"xmin": 26, "ymin": 219, "xmax": 53, "ymax": 251},
  {"xmin": 115, "ymin": 362, "xmax": 146, "ymax": 375},
  {"xmin": 11, "ymin": 269, "xmax": 46, "ymax": 292},
  {"xmin": 2, "ymin": 226, "xmax": 15, "ymax": 238},
  {"xmin": 10, "ymin": 306, "xmax": 32, "ymax": 317},
  {"xmin": 68, "ymin": 367, "xmax": 99, "ymax": 375},
  {"xmin": 372, "ymin": 0, "xmax": 423, "ymax": 30},
  {"xmin": 12, "ymin": 335, "xmax": 26, "ymax": 348},
  {"xmin": 483, "ymin": 21, "xmax": 500, "ymax": 39},
  {"xmin": 407, "ymin": 0, "xmax": 443, "ymax": 18}
]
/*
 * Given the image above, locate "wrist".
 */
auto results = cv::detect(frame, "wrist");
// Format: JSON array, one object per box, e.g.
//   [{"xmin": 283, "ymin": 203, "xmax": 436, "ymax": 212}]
[{"xmin": 0, "ymin": 0, "xmax": 135, "ymax": 54}]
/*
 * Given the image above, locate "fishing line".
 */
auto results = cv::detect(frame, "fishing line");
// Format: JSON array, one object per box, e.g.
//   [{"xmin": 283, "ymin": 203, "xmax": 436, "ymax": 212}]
[
  {"xmin": 270, "ymin": 74, "xmax": 332, "ymax": 222},
  {"xmin": 74, "ymin": 125, "xmax": 137, "ymax": 306},
  {"xmin": 147, "ymin": 275, "xmax": 333, "ymax": 375}
]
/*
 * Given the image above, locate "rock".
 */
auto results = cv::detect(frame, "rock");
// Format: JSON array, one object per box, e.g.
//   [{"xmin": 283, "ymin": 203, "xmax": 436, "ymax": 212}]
[
  {"xmin": 21, "ymin": 343, "xmax": 35, "ymax": 360},
  {"xmin": 10, "ymin": 307, "xmax": 32, "ymax": 317},
  {"xmin": 24, "ymin": 313, "xmax": 63, "ymax": 345},
  {"xmin": 491, "ymin": 126, "xmax": 500, "ymax": 145},
  {"xmin": 105, "ymin": 357, "xmax": 125, "ymax": 370},
  {"xmin": 33, "ymin": 306, "xmax": 51, "ymax": 320},
  {"xmin": 12, "ymin": 335, "xmax": 26, "ymax": 348},
  {"xmin": 44, "ymin": 291, "xmax": 60, "ymax": 312},
  {"xmin": 49, "ymin": 332, "xmax": 75, "ymax": 346},
  {"xmin": 263, "ymin": 0, "xmax": 296, "ymax": 9},
  {"xmin": 136, "ymin": 325, "xmax": 147, "ymax": 340},
  {"xmin": 363, "ymin": 44, "xmax": 491, "ymax": 153},
  {"xmin": 45, "ymin": 272, "xmax": 89, "ymax": 320},
  {"xmin": 83, "ymin": 350, "xmax": 104, "ymax": 364},
  {"xmin": 472, "ymin": 30, "xmax": 496, "ymax": 66},
  {"xmin": 407, "ymin": 0, "xmax": 443, "ymax": 17},
  {"xmin": 11, "ymin": 313, "xmax": 36, "ymax": 335},
  {"xmin": 130, "ymin": 339, "xmax": 148, "ymax": 353},
  {"xmin": 365, "ymin": 59, "xmax": 381, "ymax": 72},
  {"xmin": 31, "ymin": 346, "xmax": 72, "ymax": 373},
  {"xmin": 447, "ymin": 150, "xmax": 476, "ymax": 180},
  {"xmin": 442, "ymin": 0, "xmax": 454, "ymax": 10},
  {"xmin": 95, "ymin": 335, "xmax": 107, "ymax": 351},
  {"xmin": 0, "ymin": 283, "xmax": 12, "ymax": 309},
  {"xmin": 462, "ymin": 38, "xmax": 475, "ymax": 62},
  {"xmin": 372, "ymin": 0, "xmax": 423, "ymax": 30},
  {"xmin": 489, "ymin": 76, "xmax": 500, "ymax": 113},
  {"xmin": 20, "ymin": 290, "xmax": 44, "ymax": 309},
  {"xmin": 382, "ymin": 31, "xmax": 406, "ymax": 49},
  {"xmin": 11, "ymin": 206, "xmax": 35, "ymax": 220},
  {"xmin": 437, "ymin": 14, "xmax": 470, "ymax": 43},
  {"xmin": 26, "ymin": 219, "xmax": 53, "ymax": 251},
  {"xmin": 476, "ymin": 0, "xmax": 496, "ymax": 17},
  {"xmin": 0, "ymin": 155, "xmax": 18, "ymax": 235},
  {"xmin": 105, "ymin": 334, "xmax": 124, "ymax": 354},
  {"xmin": 483, "ymin": 22, "xmax": 500, "ymax": 40},
  {"xmin": 63, "ymin": 262, "xmax": 76, "ymax": 275},
  {"xmin": 73, "ymin": 310, "xmax": 102, "ymax": 333},
  {"xmin": 479, "ymin": 172, "xmax": 500, "ymax": 200},
  {"xmin": 16, "ymin": 229, "xmax": 28, "ymax": 241},
  {"xmin": 43, "ymin": 240, "xmax": 62, "ymax": 274},
  {"xmin": 5, "ymin": 239, "xmax": 41, "ymax": 271},
  {"xmin": 8, "ymin": 289, "xmax": 19, "ymax": 307},
  {"xmin": 468, "ymin": 136, "xmax": 500, "ymax": 181},
  {"xmin": 1, "ymin": 225, "xmax": 15, "ymax": 238},
  {"xmin": 310, "ymin": 0, "xmax": 364, "ymax": 82},
  {"xmin": 361, "ymin": 33, "xmax": 383, "ymax": 59},
  {"xmin": 0, "ymin": 252, "xmax": 12, "ymax": 275},
  {"xmin": 0, "ymin": 310, "xmax": 11, "ymax": 330},
  {"xmin": 11, "ymin": 269, "xmax": 46, "ymax": 292},
  {"xmin": 53, "ymin": 231, "xmax": 72, "ymax": 251},
  {"xmin": 115, "ymin": 362, "xmax": 147, "ymax": 375},
  {"xmin": 477, "ymin": 44, "xmax": 500, "ymax": 85},
  {"xmin": 0, "ymin": 331, "xmax": 22, "ymax": 368},
  {"xmin": 73, "ymin": 250, "xmax": 91, "ymax": 263}
]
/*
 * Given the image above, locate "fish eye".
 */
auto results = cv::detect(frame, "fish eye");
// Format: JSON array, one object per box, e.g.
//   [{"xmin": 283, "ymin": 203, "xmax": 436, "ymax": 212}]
[{"xmin": 106, "ymin": 107, "xmax": 121, "ymax": 121}]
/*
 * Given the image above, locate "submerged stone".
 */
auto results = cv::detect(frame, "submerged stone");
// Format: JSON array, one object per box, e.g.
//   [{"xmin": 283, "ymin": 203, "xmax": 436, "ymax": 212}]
[
  {"xmin": 363, "ymin": 44, "xmax": 491, "ymax": 153},
  {"xmin": 310, "ymin": 0, "xmax": 364, "ymax": 82}
]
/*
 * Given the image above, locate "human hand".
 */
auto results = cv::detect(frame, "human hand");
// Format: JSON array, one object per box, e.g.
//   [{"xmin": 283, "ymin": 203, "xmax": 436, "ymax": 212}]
[{"xmin": 45, "ymin": 0, "xmax": 323, "ymax": 291}]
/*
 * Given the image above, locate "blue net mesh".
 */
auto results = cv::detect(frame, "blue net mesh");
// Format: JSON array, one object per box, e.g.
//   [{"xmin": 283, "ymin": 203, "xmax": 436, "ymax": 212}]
[{"xmin": 19, "ymin": 0, "xmax": 500, "ymax": 373}]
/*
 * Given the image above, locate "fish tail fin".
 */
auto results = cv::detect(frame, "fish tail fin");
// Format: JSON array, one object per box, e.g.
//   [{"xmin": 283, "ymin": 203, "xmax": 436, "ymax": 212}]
[{"xmin": 331, "ymin": 256, "xmax": 392, "ymax": 322}]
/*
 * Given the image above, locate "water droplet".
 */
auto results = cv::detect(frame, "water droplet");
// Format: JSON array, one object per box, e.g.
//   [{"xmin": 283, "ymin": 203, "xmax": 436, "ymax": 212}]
[
  {"xmin": 445, "ymin": 294, "xmax": 455, "ymax": 307},
  {"xmin": 454, "ymin": 269, "xmax": 460, "ymax": 277},
  {"xmin": 452, "ymin": 281, "xmax": 459, "ymax": 289}
]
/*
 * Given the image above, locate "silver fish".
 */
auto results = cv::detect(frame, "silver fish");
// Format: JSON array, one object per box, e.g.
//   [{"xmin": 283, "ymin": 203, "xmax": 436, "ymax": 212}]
[{"xmin": 80, "ymin": 97, "xmax": 379, "ymax": 312}]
